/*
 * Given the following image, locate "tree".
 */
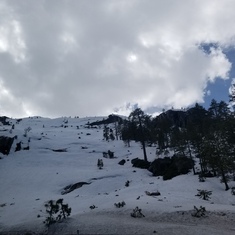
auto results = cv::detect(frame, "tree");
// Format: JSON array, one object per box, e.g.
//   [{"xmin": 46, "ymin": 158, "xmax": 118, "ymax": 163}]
[
  {"xmin": 44, "ymin": 199, "xmax": 71, "ymax": 227},
  {"xmin": 203, "ymin": 100, "xmax": 235, "ymax": 190},
  {"xmin": 103, "ymin": 125, "xmax": 110, "ymax": 141},
  {"xmin": 229, "ymin": 80, "xmax": 235, "ymax": 110},
  {"xmin": 153, "ymin": 112, "xmax": 172, "ymax": 153},
  {"xmin": 170, "ymin": 126, "xmax": 196, "ymax": 174},
  {"xmin": 121, "ymin": 119, "xmax": 132, "ymax": 147},
  {"xmin": 186, "ymin": 103, "xmax": 209, "ymax": 174},
  {"xmin": 128, "ymin": 108, "xmax": 149, "ymax": 162}
]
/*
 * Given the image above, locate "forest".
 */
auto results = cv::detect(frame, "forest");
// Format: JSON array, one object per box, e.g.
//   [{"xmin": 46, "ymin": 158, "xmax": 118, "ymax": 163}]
[{"xmin": 118, "ymin": 99, "xmax": 235, "ymax": 191}]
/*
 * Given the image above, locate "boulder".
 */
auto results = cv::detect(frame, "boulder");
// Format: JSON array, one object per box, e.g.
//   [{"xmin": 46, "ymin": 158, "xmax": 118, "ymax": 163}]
[
  {"xmin": 0, "ymin": 136, "xmax": 14, "ymax": 155},
  {"xmin": 148, "ymin": 157, "xmax": 172, "ymax": 176},
  {"xmin": 118, "ymin": 159, "xmax": 126, "ymax": 165},
  {"xmin": 88, "ymin": 114, "xmax": 123, "ymax": 126},
  {"xmin": 148, "ymin": 155, "xmax": 194, "ymax": 180},
  {"xmin": 0, "ymin": 116, "xmax": 11, "ymax": 125},
  {"xmin": 131, "ymin": 158, "xmax": 150, "ymax": 169}
]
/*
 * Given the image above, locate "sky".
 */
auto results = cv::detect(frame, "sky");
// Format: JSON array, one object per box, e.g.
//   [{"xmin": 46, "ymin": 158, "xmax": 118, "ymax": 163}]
[{"xmin": 1, "ymin": 0, "xmax": 235, "ymax": 118}]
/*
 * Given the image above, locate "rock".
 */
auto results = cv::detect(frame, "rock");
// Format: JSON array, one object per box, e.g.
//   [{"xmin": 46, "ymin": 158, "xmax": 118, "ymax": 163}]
[
  {"xmin": 0, "ymin": 116, "xmax": 11, "ymax": 125},
  {"xmin": 61, "ymin": 182, "xmax": 91, "ymax": 195},
  {"xmin": 15, "ymin": 142, "xmax": 22, "ymax": 152},
  {"xmin": 131, "ymin": 158, "xmax": 150, "ymax": 169},
  {"xmin": 0, "ymin": 136, "xmax": 14, "ymax": 155},
  {"xmin": 148, "ymin": 155, "xmax": 194, "ymax": 180},
  {"xmin": 148, "ymin": 157, "xmax": 172, "ymax": 176},
  {"xmin": 88, "ymin": 114, "xmax": 123, "ymax": 126},
  {"xmin": 118, "ymin": 159, "xmax": 126, "ymax": 165},
  {"xmin": 52, "ymin": 148, "xmax": 67, "ymax": 152}
]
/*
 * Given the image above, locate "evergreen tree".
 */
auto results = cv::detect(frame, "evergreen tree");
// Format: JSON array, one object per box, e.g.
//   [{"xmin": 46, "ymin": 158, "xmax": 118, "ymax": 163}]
[
  {"xmin": 186, "ymin": 103, "xmax": 209, "ymax": 174},
  {"xmin": 153, "ymin": 112, "xmax": 171, "ymax": 154},
  {"xmin": 128, "ymin": 108, "xmax": 149, "ymax": 162},
  {"xmin": 103, "ymin": 125, "xmax": 110, "ymax": 141},
  {"xmin": 204, "ymin": 100, "xmax": 235, "ymax": 190}
]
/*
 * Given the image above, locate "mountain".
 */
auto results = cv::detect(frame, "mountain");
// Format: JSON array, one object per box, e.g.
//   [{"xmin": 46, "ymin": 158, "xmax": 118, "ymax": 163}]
[{"xmin": 0, "ymin": 116, "xmax": 235, "ymax": 234}]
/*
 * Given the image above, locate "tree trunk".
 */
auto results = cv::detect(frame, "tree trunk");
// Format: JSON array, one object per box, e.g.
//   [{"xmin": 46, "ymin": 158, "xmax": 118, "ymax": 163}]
[
  {"xmin": 187, "ymin": 143, "xmax": 195, "ymax": 174},
  {"xmin": 138, "ymin": 114, "xmax": 148, "ymax": 162},
  {"xmin": 199, "ymin": 157, "xmax": 204, "ymax": 175},
  {"xmin": 141, "ymin": 140, "xmax": 148, "ymax": 162},
  {"xmin": 220, "ymin": 168, "xmax": 230, "ymax": 191},
  {"xmin": 212, "ymin": 167, "xmax": 217, "ymax": 177},
  {"xmin": 114, "ymin": 121, "xmax": 118, "ymax": 140}
]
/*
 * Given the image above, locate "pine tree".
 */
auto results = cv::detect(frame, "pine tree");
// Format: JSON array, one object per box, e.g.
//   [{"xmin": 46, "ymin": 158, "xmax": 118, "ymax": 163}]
[
  {"xmin": 204, "ymin": 100, "xmax": 235, "ymax": 190},
  {"xmin": 129, "ymin": 108, "xmax": 148, "ymax": 162},
  {"xmin": 186, "ymin": 103, "xmax": 209, "ymax": 174}
]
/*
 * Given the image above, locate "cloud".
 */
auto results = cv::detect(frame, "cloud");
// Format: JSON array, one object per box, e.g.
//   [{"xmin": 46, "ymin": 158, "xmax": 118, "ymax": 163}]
[{"xmin": 0, "ymin": 0, "xmax": 234, "ymax": 117}]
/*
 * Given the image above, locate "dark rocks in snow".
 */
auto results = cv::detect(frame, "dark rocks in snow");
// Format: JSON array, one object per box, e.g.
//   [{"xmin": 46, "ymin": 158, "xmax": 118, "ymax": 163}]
[
  {"xmin": 52, "ymin": 148, "xmax": 67, "ymax": 152},
  {"xmin": 148, "ymin": 157, "xmax": 172, "ymax": 176},
  {"xmin": 61, "ymin": 182, "xmax": 91, "ymax": 195},
  {"xmin": 131, "ymin": 158, "xmax": 150, "ymax": 169},
  {"xmin": 15, "ymin": 142, "xmax": 22, "ymax": 152},
  {"xmin": 0, "ymin": 136, "xmax": 14, "ymax": 155},
  {"xmin": 0, "ymin": 116, "xmax": 11, "ymax": 125},
  {"xmin": 148, "ymin": 155, "xmax": 194, "ymax": 180},
  {"xmin": 145, "ymin": 190, "xmax": 161, "ymax": 196},
  {"xmin": 23, "ymin": 146, "xmax": 30, "ymax": 150},
  {"xmin": 88, "ymin": 114, "xmax": 123, "ymax": 126},
  {"xmin": 118, "ymin": 159, "xmax": 126, "ymax": 165}
]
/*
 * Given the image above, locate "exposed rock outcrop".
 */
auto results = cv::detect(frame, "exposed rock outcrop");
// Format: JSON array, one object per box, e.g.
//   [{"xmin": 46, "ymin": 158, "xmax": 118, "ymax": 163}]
[
  {"xmin": 89, "ymin": 114, "xmax": 123, "ymax": 126},
  {"xmin": 0, "ymin": 136, "xmax": 14, "ymax": 155},
  {"xmin": 131, "ymin": 158, "xmax": 150, "ymax": 169},
  {"xmin": 148, "ymin": 155, "xmax": 194, "ymax": 180},
  {"xmin": 61, "ymin": 182, "xmax": 91, "ymax": 195},
  {"xmin": 0, "ymin": 116, "xmax": 11, "ymax": 126}
]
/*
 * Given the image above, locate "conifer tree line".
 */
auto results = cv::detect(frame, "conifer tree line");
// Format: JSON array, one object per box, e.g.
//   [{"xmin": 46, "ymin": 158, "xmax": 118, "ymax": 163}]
[{"xmin": 118, "ymin": 99, "xmax": 235, "ymax": 191}]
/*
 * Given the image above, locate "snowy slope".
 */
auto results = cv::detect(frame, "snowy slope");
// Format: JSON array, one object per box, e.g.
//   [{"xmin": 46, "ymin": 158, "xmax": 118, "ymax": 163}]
[{"xmin": 0, "ymin": 116, "xmax": 235, "ymax": 234}]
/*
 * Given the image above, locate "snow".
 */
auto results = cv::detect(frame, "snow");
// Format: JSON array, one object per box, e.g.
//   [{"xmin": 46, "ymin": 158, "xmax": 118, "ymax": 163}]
[{"xmin": 0, "ymin": 116, "xmax": 235, "ymax": 234}]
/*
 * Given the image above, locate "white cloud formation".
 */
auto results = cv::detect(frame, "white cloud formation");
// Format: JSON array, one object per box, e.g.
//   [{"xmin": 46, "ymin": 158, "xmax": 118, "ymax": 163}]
[{"xmin": 0, "ymin": 0, "xmax": 234, "ymax": 118}]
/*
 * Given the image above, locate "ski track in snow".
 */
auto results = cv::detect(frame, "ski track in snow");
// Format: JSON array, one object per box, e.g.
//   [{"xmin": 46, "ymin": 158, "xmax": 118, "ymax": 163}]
[{"xmin": 0, "ymin": 116, "xmax": 235, "ymax": 234}]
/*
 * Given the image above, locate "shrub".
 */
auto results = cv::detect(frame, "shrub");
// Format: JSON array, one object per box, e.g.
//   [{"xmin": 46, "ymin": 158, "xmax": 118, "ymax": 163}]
[
  {"xmin": 231, "ymin": 187, "xmax": 235, "ymax": 196},
  {"xmin": 114, "ymin": 201, "xmax": 126, "ymax": 208},
  {"xmin": 198, "ymin": 175, "xmax": 205, "ymax": 182},
  {"xmin": 90, "ymin": 205, "xmax": 97, "ymax": 209},
  {"xmin": 44, "ymin": 199, "xmax": 71, "ymax": 227},
  {"xmin": 191, "ymin": 206, "xmax": 206, "ymax": 218},
  {"xmin": 97, "ymin": 159, "xmax": 104, "ymax": 169},
  {"xmin": 23, "ymin": 127, "xmax": 32, "ymax": 137},
  {"xmin": 108, "ymin": 150, "xmax": 114, "ymax": 158},
  {"xmin": 130, "ymin": 207, "xmax": 145, "ymax": 218},
  {"xmin": 195, "ymin": 189, "xmax": 212, "ymax": 200}
]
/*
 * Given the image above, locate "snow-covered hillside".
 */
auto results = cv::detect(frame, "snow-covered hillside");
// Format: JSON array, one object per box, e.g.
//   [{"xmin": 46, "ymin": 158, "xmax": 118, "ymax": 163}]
[{"xmin": 0, "ymin": 116, "xmax": 235, "ymax": 234}]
